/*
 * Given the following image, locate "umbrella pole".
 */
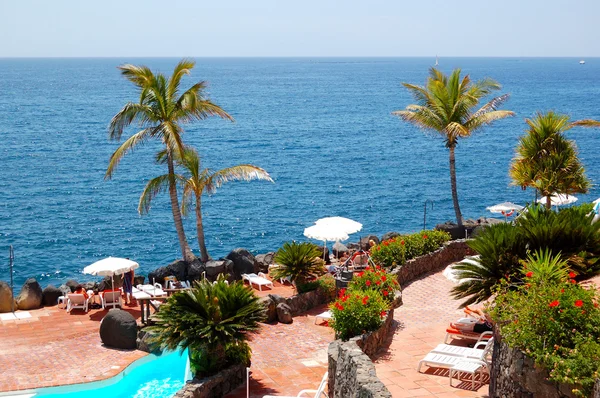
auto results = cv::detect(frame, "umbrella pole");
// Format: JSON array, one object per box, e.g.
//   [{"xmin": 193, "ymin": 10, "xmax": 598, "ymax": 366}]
[
  {"xmin": 111, "ymin": 274, "xmax": 116, "ymax": 309},
  {"xmin": 323, "ymin": 240, "xmax": 326, "ymax": 261}
]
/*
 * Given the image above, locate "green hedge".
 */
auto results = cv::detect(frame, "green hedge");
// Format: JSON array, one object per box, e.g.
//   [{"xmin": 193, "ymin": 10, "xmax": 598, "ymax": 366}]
[{"xmin": 370, "ymin": 229, "xmax": 451, "ymax": 268}]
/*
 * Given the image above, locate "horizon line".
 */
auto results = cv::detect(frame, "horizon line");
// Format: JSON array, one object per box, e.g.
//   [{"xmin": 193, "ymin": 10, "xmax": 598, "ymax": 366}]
[{"xmin": 0, "ymin": 55, "xmax": 597, "ymax": 59}]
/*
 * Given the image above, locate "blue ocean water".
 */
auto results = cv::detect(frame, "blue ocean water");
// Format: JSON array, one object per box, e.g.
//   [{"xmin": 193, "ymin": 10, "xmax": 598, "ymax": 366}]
[{"xmin": 1, "ymin": 57, "xmax": 599, "ymax": 288}]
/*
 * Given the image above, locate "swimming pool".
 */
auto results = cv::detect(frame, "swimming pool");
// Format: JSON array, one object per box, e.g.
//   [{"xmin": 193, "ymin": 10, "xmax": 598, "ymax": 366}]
[{"xmin": 16, "ymin": 349, "xmax": 191, "ymax": 398}]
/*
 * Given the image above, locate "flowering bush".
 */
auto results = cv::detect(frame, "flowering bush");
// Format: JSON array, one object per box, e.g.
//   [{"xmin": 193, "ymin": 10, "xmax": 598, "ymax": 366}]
[
  {"xmin": 370, "ymin": 229, "xmax": 451, "ymax": 268},
  {"xmin": 297, "ymin": 273, "xmax": 336, "ymax": 301},
  {"xmin": 329, "ymin": 288, "xmax": 389, "ymax": 341},
  {"xmin": 349, "ymin": 265, "xmax": 400, "ymax": 304},
  {"xmin": 490, "ymin": 267, "xmax": 600, "ymax": 397}
]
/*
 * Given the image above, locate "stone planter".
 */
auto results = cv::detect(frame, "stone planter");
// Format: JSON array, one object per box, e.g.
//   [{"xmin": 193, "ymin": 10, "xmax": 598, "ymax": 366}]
[{"xmin": 174, "ymin": 364, "xmax": 246, "ymax": 398}]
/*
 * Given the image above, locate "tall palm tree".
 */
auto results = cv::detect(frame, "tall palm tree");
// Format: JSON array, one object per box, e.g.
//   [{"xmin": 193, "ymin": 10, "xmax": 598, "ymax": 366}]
[
  {"xmin": 106, "ymin": 59, "xmax": 233, "ymax": 263},
  {"xmin": 139, "ymin": 147, "xmax": 273, "ymax": 262},
  {"xmin": 393, "ymin": 68, "xmax": 514, "ymax": 226},
  {"xmin": 510, "ymin": 111, "xmax": 600, "ymax": 209}
]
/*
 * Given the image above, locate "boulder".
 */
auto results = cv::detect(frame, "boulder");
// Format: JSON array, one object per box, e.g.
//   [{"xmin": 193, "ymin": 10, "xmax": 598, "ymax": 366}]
[
  {"xmin": 315, "ymin": 246, "xmax": 331, "ymax": 265},
  {"xmin": 255, "ymin": 252, "xmax": 275, "ymax": 273},
  {"xmin": 226, "ymin": 249, "xmax": 258, "ymax": 280},
  {"xmin": 98, "ymin": 274, "xmax": 123, "ymax": 292},
  {"xmin": 346, "ymin": 242, "xmax": 360, "ymax": 251},
  {"xmin": 100, "ymin": 309, "xmax": 138, "ymax": 349},
  {"xmin": 16, "ymin": 278, "xmax": 43, "ymax": 310},
  {"xmin": 65, "ymin": 279, "xmax": 79, "ymax": 293},
  {"xmin": 276, "ymin": 303, "xmax": 293, "ymax": 324},
  {"xmin": 84, "ymin": 281, "xmax": 97, "ymax": 291},
  {"xmin": 0, "ymin": 281, "xmax": 14, "ymax": 313},
  {"xmin": 382, "ymin": 232, "xmax": 401, "ymax": 242},
  {"xmin": 42, "ymin": 285, "xmax": 63, "ymax": 307},
  {"xmin": 187, "ymin": 260, "xmax": 206, "ymax": 282},
  {"xmin": 133, "ymin": 275, "xmax": 145, "ymax": 286},
  {"xmin": 148, "ymin": 259, "xmax": 188, "ymax": 285},
  {"xmin": 268, "ymin": 294, "xmax": 287, "ymax": 306},
  {"xmin": 359, "ymin": 235, "xmax": 380, "ymax": 250},
  {"xmin": 205, "ymin": 260, "xmax": 233, "ymax": 281},
  {"xmin": 260, "ymin": 296, "xmax": 277, "ymax": 323},
  {"xmin": 137, "ymin": 329, "xmax": 160, "ymax": 353},
  {"xmin": 58, "ymin": 284, "xmax": 72, "ymax": 297},
  {"xmin": 332, "ymin": 242, "xmax": 348, "ymax": 258}
]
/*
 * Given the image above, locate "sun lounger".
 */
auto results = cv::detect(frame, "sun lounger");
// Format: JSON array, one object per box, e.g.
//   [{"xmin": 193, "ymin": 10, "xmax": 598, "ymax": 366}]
[
  {"xmin": 137, "ymin": 284, "xmax": 167, "ymax": 297},
  {"xmin": 263, "ymin": 371, "xmax": 328, "ymax": 398},
  {"xmin": 444, "ymin": 327, "xmax": 493, "ymax": 344},
  {"xmin": 66, "ymin": 293, "xmax": 89, "ymax": 313},
  {"xmin": 430, "ymin": 338, "xmax": 494, "ymax": 359},
  {"xmin": 315, "ymin": 310, "xmax": 332, "ymax": 325},
  {"xmin": 449, "ymin": 359, "xmax": 488, "ymax": 389},
  {"xmin": 242, "ymin": 273, "xmax": 274, "ymax": 291},
  {"xmin": 101, "ymin": 290, "xmax": 123, "ymax": 309}
]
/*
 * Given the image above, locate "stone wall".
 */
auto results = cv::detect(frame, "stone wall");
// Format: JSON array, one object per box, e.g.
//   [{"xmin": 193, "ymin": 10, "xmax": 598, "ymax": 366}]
[
  {"xmin": 327, "ymin": 308, "xmax": 395, "ymax": 398},
  {"xmin": 392, "ymin": 239, "xmax": 472, "ymax": 286},
  {"xmin": 174, "ymin": 364, "xmax": 246, "ymax": 398},
  {"xmin": 490, "ymin": 337, "xmax": 579, "ymax": 398},
  {"xmin": 261, "ymin": 287, "xmax": 331, "ymax": 323}
]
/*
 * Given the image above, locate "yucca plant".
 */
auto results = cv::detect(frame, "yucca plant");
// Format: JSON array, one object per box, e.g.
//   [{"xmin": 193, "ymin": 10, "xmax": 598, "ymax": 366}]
[
  {"xmin": 521, "ymin": 248, "xmax": 570, "ymax": 284},
  {"xmin": 145, "ymin": 276, "xmax": 265, "ymax": 377},
  {"xmin": 394, "ymin": 68, "xmax": 513, "ymax": 225},
  {"xmin": 510, "ymin": 112, "xmax": 600, "ymax": 209},
  {"xmin": 271, "ymin": 242, "xmax": 325, "ymax": 287},
  {"xmin": 139, "ymin": 146, "xmax": 273, "ymax": 262}
]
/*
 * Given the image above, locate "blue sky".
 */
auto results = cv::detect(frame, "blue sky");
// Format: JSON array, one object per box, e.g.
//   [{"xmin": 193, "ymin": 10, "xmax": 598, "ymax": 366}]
[{"xmin": 1, "ymin": 0, "xmax": 599, "ymax": 57}]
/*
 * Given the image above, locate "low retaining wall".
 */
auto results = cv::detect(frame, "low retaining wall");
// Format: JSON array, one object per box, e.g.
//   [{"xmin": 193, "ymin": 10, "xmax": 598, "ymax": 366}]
[
  {"xmin": 261, "ymin": 287, "xmax": 331, "ymax": 323},
  {"xmin": 327, "ymin": 308, "xmax": 395, "ymax": 398},
  {"xmin": 392, "ymin": 239, "xmax": 472, "ymax": 286},
  {"xmin": 174, "ymin": 364, "xmax": 245, "ymax": 398}
]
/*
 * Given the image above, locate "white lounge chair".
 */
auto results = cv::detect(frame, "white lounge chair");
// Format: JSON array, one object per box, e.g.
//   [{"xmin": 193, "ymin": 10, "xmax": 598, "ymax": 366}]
[
  {"xmin": 242, "ymin": 273, "xmax": 274, "ymax": 291},
  {"xmin": 444, "ymin": 327, "xmax": 493, "ymax": 344},
  {"xmin": 137, "ymin": 284, "xmax": 167, "ymax": 297},
  {"xmin": 66, "ymin": 293, "xmax": 89, "ymax": 313},
  {"xmin": 430, "ymin": 338, "xmax": 494, "ymax": 359},
  {"xmin": 263, "ymin": 371, "xmax": 328, "ymax": 398},
  {"xmin": 315, "ymin": 310, "xmax": 332, "ymax": 325},
  {"xmin": 101, "ymin": 290, "xmax": 123, "ymax": 309}
]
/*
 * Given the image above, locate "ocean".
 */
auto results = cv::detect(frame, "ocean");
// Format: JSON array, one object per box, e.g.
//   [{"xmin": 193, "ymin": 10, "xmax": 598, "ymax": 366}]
[{"xmin": 1, "ymin": 57, "xmax": 599, "ymax": 288}]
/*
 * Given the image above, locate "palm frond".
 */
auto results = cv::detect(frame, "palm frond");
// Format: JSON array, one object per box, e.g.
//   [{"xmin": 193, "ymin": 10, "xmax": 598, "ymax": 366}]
[
  {"xmin": 138, "ymin": 174, "xmax": 171, "ymax": 214},
  {"xmin": 105, "ymin": 128, "xmax": 155, "ymax": 179},
  {"xmin": 465, "ymin": 110, "xmax": 515, "ymax": 131},
  {"xmin": 204, "ymin": 165, "xmax": 273, "ymax": 195},
  {"xmin": 108, "ymin": 103, "xmax": 154, "ymax": 141},
  {"xmin": 167, "ymin": 59, "xmax": 195, "ymax": 102}
]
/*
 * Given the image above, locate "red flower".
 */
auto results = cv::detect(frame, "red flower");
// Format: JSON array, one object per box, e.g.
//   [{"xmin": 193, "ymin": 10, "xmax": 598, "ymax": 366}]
[
  {"xmin": 570, "ymin": 279, "xmax": 577, "ymax": 284},
  {"xmin": 526, "ymin": 271, "xmax": 533, "ymax": 278},
  {"xmin": 569, "ymin": 271, "xmax": 576, "ymax": 278},
  {"xmin": 366, "ymin": 280, "xmax": 371, "ymax": 286},
  {"xmin": 561, "ymin": 289, "xmax": 565, "ymax": 293},
  {"xmin": 356, "ymin": 272, "xmax": 364, "ymax": 277},
  {"xmin": 594, "ymin": 303, "xmax": 599, "ymax": 308},
  {"xmin": 376, "ymin": 281, "xmax": 381, "ymax": 286},
  {"xmin": 376, "ymin": 265, "xmax": 381, "ymax": 270},
  {"xmin": 574, "ymin": 300, "xmax": 583, "ymax": 308},
  {"xmin": 380, "ymin": 311, "xmax": 387, "ymax": 318},
  {"xmin": 381, "ymin": 275, "xmax": 387, "ymax": 282},
  {"xmin": 525, "ymin": 283, "xmax": 531, "ymax": 289},
  {"xmin": 383, "ymin": 290, "xmax": 389, "ymax": 296},
  {"xmin": 338, "ymin": 288, "xmax": 346, "ymax": 297},
  {"xmin": 549, "ymin": 300, "xmax": 560, "ymax": 308},
  {"xmin": 362, "ymin": 297, "xmax": 369, "ymax": 305},
  {"xmin": 383, "ymin": 241, "xmax": 389, "ymax": 246},
  {"xmin": 423, "ymin": 234, "xmax": 428, "ymax": 239},
  {"xmin": 400, "ymin": 240, "xmax": 405, "ymax": 245},
  {"xmin": 341, "ymin": 295, "xmax": 348, "ymax": 302},
  {"xmin": 393, "ymin": 280, "xmax": 399, "ymax": 286}
]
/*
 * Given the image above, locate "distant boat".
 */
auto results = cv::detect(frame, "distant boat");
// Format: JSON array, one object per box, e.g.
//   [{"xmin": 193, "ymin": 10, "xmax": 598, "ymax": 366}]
[
  {"xmin": 580, "ymin": 60, "xmax": 586, "ymax": 64},
  {"xmin": 435, "ymin": 55, "xmax": 439, "ymax": 66}
]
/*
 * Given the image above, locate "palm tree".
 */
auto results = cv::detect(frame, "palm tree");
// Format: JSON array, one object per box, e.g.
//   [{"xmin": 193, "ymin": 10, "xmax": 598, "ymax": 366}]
[
  {"xmin": 271, "ymin": 241, "xmax": 325, "ymax": 288},
  {"xmin": 106, "ymin": 59, "xmax": 233, "ymax": 263},
  {"xmin": 393, "ymin": 68, "xmax": 514, "ymax": 226},
  {"xmin": 145, "ymin": 277, "xmax": 265, "ymax": 376},
  {"xmin": 139, "ymin": 147, "xmax": 273, "ymax": 262},
  {"xmin": 509, "ymin": 111, "xmax": 600, "ymax": 209}
]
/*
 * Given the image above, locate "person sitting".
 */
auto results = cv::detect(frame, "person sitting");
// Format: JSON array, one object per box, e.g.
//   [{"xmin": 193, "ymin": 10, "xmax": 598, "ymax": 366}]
[
  {"xmin": 73, "ymin": 284, "xmax": 90, "ymax": 300},
  {"xmin": 451, "ymin": 306, "xmax": 493, "ymax": 333}
]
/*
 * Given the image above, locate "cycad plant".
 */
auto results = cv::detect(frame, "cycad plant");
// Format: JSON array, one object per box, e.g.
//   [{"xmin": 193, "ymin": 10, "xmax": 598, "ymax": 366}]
[
  {"xmin": 510, "ymin": 111, "xmax": 600, "ymax": 209},
  {"xmin": 139, "ymin": 147, "xmax": 273, "ymax": 262},
  {"xmin": 106, "ymin": 59, "xmax": 233, "ymax": 263},
  {"xmin": 394, "ymin": 68, "xmax": 513, "ymax": 226},
  {"xmin": 145, "ymin": 276, "xmax": 265, "ymax": 377},
  {"xmin": 271, "ymin": 242, "xmax": 325, "ymax": 287}
]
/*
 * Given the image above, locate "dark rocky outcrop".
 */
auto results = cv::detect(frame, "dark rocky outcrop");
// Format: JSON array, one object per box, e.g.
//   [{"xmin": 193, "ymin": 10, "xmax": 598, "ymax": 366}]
[
  {"xmin": 16, "ymin": 278, "xmax": 43, "ymax": 310},
  {"xmin": 359, "ymin": 235, "xmax": 380, "ymax": 250},
  {"xmin": 276, "ymin": 303, "xmax": 293, "ymax": 324},
  {"xmin": 98, "ymin": 274, "xmax": 123, "ymax": 292},
  {"xmin": 187, "ymin": 260, "xmax": 206, "ymax": 282},
  {"xmin": 99, "ymin": 309, "xmax": 138, "ymax": 349},
  {"xmin": 226, "ymin": 248, "xmax": 258, "ymax": 280},
  {"xmin": 0, "ymin": 281, "xmax": 14, "ymax": 313},
  {"xmin": 42, "ymin": 285, "xmax": 63, "ymax": 307},
  {"xmin": 260, "ymin": 296, "xmax": 277, "ymax": 323},
  {"xmin": 148, "ymin": 259, "xmax": 188, "ymax": 286},
  {"xmin": 133, "ymin": 275, "xmax": 145, "ymax": 286},
  {"xmin": 332, "ymin": 242, "xmax": 349, "ymax": 258},
  {"xmin": 381, "ymin": 232, "xmax": 400, "ymax": 242},
  {"xmin": 58, "ymin": 284, "xmax": 72, "ymax": 297},
  {"xmin": 65, "ymin": 279, "xmax": 79, "ymax": 292},
  {"xmin": 255, "ymin": 252, "xmax": 275, "ymax": 273},
  {"xmin": 205, "ymin": 260, "xmax": 233, "ymax": 281},
  {"xmin": 436, "ymin": 218, "xmax": 502, "ymax": 240}
]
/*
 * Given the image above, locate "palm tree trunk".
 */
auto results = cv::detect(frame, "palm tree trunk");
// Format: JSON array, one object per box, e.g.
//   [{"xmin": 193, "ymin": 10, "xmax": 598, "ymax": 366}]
[
  {"xmin": 167, "ymin": 152, "xmax": 196, "ymax": 263},
  {"xmin": 449, "ymin": 146, "xmax": 464, "ymax": 226},
  {"xmin": 546, "ymin": 195, "xmax": 552, "ymax": 210},
  {"xmin": 195, "ymin": 194, "xmax": 210, "ymax": 262}
]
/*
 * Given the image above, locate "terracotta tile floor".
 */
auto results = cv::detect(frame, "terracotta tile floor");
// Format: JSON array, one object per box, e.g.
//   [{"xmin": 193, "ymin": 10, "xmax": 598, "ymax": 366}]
[{"xmin": 373, "ymin": 270, "xmax": 489, "ymax": 398}]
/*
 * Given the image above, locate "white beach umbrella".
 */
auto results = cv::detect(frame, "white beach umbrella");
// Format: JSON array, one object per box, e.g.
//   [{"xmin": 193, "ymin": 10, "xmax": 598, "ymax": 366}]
[
  {"xmin": 314, "ymin": 216, "xmax": 362, "ymax": 235},
  {"xmin": 537, "ymin": 194, "xmax": 578, "ymax": 207},
  {"xmin": 83, "ymin": 257, "xmax": 139, "ymax": 308},
  {"xmin": 485, "ymin": 202, "xmax": 525, "ymax": 222},
  {"xmin": 304, "ymin": 224, "xmax": 350, "ymax": 260}
]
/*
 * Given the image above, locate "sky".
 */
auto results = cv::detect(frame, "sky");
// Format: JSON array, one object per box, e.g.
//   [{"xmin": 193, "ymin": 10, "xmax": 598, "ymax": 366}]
[{"xmin": 1, "ymin": 0, "xmax": 599, "ymax": 57}]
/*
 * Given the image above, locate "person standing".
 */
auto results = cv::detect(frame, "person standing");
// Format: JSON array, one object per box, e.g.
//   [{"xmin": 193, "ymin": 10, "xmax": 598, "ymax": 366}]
[{"xmin": 123, "ymin": 268, "xmax": 134, "ymax": 305}]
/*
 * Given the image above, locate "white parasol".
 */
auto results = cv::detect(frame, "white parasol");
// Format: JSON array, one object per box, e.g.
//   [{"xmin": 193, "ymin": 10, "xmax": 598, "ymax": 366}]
[
  {"xmin": 304, "ymin": 224, "xmax": 350, "ymax": 260},
  {"xmin": 314, "ymin": 216, "xmax": 362, "ymax": 234},
  {"xmin": 83, "ymin": 257, "xmax": 139, "ymax": 308},
  {"xmin": 537, "ymin": 194, "xmax": 578, "ymax": 207},
  {"xmin": 486, "ymin": 202, "xmax": 524, "ymax": 222}
]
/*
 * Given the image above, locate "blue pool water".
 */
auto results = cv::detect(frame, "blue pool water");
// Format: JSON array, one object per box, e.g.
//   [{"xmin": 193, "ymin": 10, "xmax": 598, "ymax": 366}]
[
  {"xmin": 34, "ymin": 349, "xmax": 190, "ymax": 398},
  {"xmin": 1, "ymin": 57, "xmax": 600, "ymax": 287}
]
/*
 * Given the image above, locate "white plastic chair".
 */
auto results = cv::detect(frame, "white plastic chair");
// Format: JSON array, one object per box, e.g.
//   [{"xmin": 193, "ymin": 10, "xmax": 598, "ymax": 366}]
[
  {"xmin": 263, "ymin": 371, "xmax": 328, "ymax": 398},
  {"xmin": 101, "ymin": 290, "xmax": 123, "ymax": 309},
  {"xmin": 242, "ymin": 273, "xmax": 274, "ymax": 291},
  {"xmin": 66, "ymin": 294, "xmax": 89, "ymax": 313},
  {"xmin": 430, "ymin": 338, "xmax": 494, "ymax": 359},
  {"xmin": 314, "ymin": 310, "xmax": 332, "ymax": 325}
]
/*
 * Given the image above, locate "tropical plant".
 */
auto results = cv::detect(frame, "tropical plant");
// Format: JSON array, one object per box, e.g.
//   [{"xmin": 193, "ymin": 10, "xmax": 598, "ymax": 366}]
[
  {"xmin": 106, "ymin": 59, "xmax": 233, "ymax": 263},
  {"xmin": 139, "ymin": 147, "xmax": 273, "ymax": 262},
  {"xmin": 370, "ymin": 229, "xmax": 451, "ymax": 269},
  {"xmin": 490, "ymin": 270, "xmax": 600, "ymax": 397},
  {"xmin": 330, "ymin": 288, "xmax": 389, "ymax": 341},
  {"xmin": 145, "ymin": 276, "xmax": 265, "ymax": 377},
  {"xmin": 521, "ymin": 248, "xmax": 570, "ymax": 284},
  {"xmin": 271, "ymin": 242, "xmax": 325, "ymax": 287},
  {"xmin": 296, "ymin": 273, "xmax": 336, "ymax": 300},
  {"xmin": 510, "ymin": 112, "xmax": 600, "ymax": 209},
  {"xmin": 349, "ymin": 265, "xmax": 400, "ymax": 304},
  {"xmin": 394, "ymin": 68, "xmax": 514, "ymax": 226}
]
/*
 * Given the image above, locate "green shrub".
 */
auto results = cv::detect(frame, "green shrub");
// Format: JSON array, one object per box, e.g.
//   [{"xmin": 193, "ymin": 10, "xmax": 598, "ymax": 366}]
[
  {"xmin": 348, "ymin": 265, "xmax": 400, "ymax": 304},
  {"xmin": 490, "ymin": 266, "xmax": 600, "ymax": 397},
  {"xmin": 271, "ymin": 241, "xmax": 325, "ymax": 286},
  {"xmin": 329, "ymin": 288, "xmax": 389, "ymax": 341},
  {"xmin": 370, "ymin": 229, "xmax": 450, "ymax": 268},
  {"xmin": 297, "ymin": 273, "xmax": 336, "ymax": 301}
]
